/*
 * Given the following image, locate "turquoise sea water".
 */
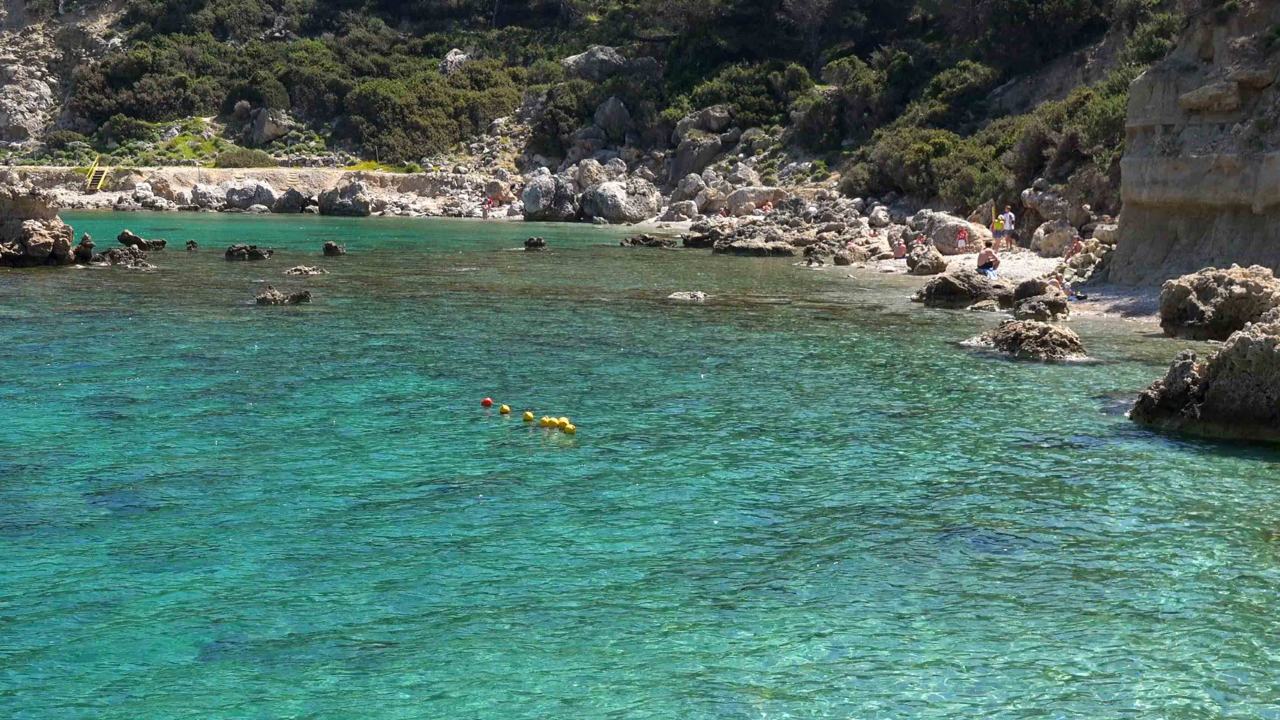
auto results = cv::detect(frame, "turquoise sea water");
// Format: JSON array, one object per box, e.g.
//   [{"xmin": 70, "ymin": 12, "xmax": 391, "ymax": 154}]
[{"xmin": 3, "ymin": 211, "xmax": 1280, "ymax": 718}]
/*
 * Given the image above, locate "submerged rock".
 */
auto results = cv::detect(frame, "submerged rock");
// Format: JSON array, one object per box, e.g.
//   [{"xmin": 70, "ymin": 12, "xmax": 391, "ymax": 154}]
[
  {"xmin": 1158, "ymin": 265, "xmax": 1280, "ymax": 341},
  {"xmin": 322, "ymin": 241, "xmax": 346, "ymax": 257},
  {"xmin": 620, "ymin": 234, "xmax": 676, "ymax": 249},
  {"xmin": 1132, "ymin": 310, "xmax": 1280, "ymax": 442},
  {"xmin": 92, "ymin": 245, "xmax": 153, "ymax": 270},
  {"xmin": 255, "ymin": 286, "xmax": 312, "ymax": 305},
  {"xmin": 968, "ymin": 320, "xmax": 1087, "ymax": 361},
  {"xmin": 283, "ymin": 265, "xmax": 328, "ymax": 276},
  {"xmin": 667, "ymin": 291, "xmax": 708, "ymax": 303},
  {"xmin": 524, "ymin": 237, "xmax": 547, "ymax": 252},
  {"xmin": 225, "ymin": 244, "xmax": 274, "ymax": 261},
  {"xmin": 185, "ymin": 240, "xmax": 199, "ymax": 252},
  {"xmin": 915, "ymin": 269, "xmax": 1014, "ymax": 309}
]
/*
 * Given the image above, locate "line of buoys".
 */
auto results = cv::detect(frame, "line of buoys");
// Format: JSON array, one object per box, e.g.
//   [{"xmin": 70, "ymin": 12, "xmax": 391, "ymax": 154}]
[{"xmin": 484, "ymin": 397, "xmax": 578, "ymax": 434}]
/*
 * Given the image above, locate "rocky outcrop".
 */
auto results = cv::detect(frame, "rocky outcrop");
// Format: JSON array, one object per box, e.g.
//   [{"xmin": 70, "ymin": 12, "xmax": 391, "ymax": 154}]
[
  {"xmin": 93, "ymin": 245, "xmax": 153, "ymax": 270},
  {"xmin": 1131, "ymin": 310, "xmax": 1280, "ymax": 442},
  {"xmin": 1111, "ymin": 3, "xmax": 1280, "ymax": 284},
  {"xmin": 0, "ymin": 177, "xmax": 76, "ymax": 267},
  {"xmin": 185, "ymin": 240, "xmax": 198, "ymax": 252},
  {"xmin": 322, "ymin": 241, "xmax": 346, "ymax": 257},
  {"xmin": 914, "ymin": 269, "xmax": 1015, "ymax": 309},
  {"xmin": 284, "ymin": 265, "xmax": 327, "ymax": 276},
  {"xmin": 906, "ymin": 245, "xmax": 947, "ymax": 276},
  {"xmin": 272, "ymin": 188, "xmax": 313, "ymax": 214},
  {"xmin": 256, "ymin": 286, "xmax": 312, "ymax": 305},
  {"xmin": 318, "ymin": 181, "xmax": 372, "ymax": 217},
  {"xmin": 1030, "ymin": 219, "xmax": 1076, "ymax": 258},
  {"xmin": 967, "ymin": 320, "xmax": 1087, "ymax": 361},
  {"xmin": 225, "ymin": 244, "xmax": 274, "ymax": 261},
  {"xmin": 1158, "ymin": 264, "xmax": 1280, "ymax": 340},
  {"xmin": 908, "ymin": 210, "xmax": 991, "ymax": 255},
  {"xmin": 524, "ymin": 237, "xmax": 547, "ymax": 251}
]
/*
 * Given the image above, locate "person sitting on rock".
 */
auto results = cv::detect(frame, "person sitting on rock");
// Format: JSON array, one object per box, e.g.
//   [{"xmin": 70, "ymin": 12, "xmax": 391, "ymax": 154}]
[
  {"xmin": 893, "ymin": 237, "xmax": 908, "ymax": 259},
  {"xmin": 1063, "ymin": 235, "xmax": 1085, "ymax": 262},
  {"xmin": 977, "ymin": 241, "xmax": 1000, "ymax": 278},
  {"xmin": 760, "ymin": 201, "xmax": 775, "ymax": 214}
]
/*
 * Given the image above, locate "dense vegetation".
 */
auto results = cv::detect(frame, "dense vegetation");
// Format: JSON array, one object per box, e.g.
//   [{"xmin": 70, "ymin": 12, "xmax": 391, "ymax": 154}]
[{"xmin": 22, "ymin": 0, "xmax": 1189, "ymax": 211}]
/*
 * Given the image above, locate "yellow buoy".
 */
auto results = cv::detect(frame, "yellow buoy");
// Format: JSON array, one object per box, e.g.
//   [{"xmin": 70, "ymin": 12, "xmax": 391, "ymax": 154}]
[
  {"xmin": 499, "ymin": 404, "xmax": 511, "ymax": 415},
  {"xmin": 523, "ymin": 411, "xmax": 535, "ymax": 422},
  {"xmin": 540, "ymin": 416, "xmax": 554, "ymax": 428},
  {"xmin": 564, "ymin": 423, "xmax": 577, "ymax": 435},
  {"xmin": 556, "ymin": 417, "xmax": 570, "ymax": 430}
]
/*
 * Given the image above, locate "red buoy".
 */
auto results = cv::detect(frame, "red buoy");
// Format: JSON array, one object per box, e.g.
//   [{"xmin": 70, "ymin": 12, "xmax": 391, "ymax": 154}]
[{"xmin": 481, "ymin": 397, "xmax": 494, "ymax": 408}]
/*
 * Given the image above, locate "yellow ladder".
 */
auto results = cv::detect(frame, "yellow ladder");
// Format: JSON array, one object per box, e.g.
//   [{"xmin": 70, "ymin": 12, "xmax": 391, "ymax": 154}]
[{"xmin": 84, "ymin": 156, "xmax": 109, "ymax": 192}]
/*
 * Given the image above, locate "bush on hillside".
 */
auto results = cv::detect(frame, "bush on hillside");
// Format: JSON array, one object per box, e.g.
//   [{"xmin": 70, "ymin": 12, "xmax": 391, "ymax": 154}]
[{"xmin": 213, "ymin": 147, "xmax": 278, "ymax": 167}]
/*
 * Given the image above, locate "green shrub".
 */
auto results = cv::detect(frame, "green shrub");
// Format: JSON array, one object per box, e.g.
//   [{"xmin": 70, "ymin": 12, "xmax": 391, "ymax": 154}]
[
  {"xmin": 213, "ymin": 147, "xmax": 278, "ymax": 168},
  {"xmin": 1122, "ymin": 13, "xmax": 1182, "ymax": 65},
  {"xmin": 686, "ymin": 62, "xmax": 813, "ymax": 130},
  {"xmin": 44, "ymin": 130, "xmax": 90, "ymax": 150},
  {"xmin": 97, "ymin": 114, "xmax": 158, "ymax": 144}
]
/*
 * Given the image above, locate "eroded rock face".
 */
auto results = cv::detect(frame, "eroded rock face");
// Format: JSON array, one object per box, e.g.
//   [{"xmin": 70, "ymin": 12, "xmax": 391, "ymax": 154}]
[
  {"xmin": 1159, "ymin": 265, "xmax": 1280, "ymax": 340},
  {"xmin": 1031, "ymin": 219, "xmax": 1076, "ymax": 258},
  {"xmin": 1111, "ymin": 3, "xmax": 1280, "ymax": 284},
  {"xmin": 225, "ymin": 181, "xmax": 277, "ymax": 211},
  {"xmin": 1131, "ymin": 311, "xmax": 1280, "ymax": 442},
  {"xmin": 968, "ymin": 320, "xmax": 1087, "ymax": 361},
  {"xmin": 914, "ymin": 269, "xmax": 1014, "ymax": 309},
  {"xmin": 255, "ymin": 286, "xmax": 312, "ymax": 305}
]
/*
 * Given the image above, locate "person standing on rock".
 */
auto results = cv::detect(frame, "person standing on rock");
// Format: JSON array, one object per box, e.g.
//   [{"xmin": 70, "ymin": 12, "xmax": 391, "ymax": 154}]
[
  {"xmin": 956, "ymin": 226, "xmax": 969, "ymax": 253},
  {"xmin": 999, "ymin": 205, "xmax": 1017, "ymax": 250}
]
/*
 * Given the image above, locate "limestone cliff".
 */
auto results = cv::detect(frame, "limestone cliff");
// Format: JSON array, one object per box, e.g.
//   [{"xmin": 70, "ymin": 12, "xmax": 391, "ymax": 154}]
[{"xmin": 1110, "ymin": 0, "xmax": 1280, "ymax": 285}]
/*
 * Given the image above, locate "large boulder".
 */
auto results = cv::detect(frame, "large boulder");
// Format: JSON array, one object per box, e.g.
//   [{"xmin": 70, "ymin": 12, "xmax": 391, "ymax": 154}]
[
  {"xmin": 1030, "ymin": 219, "xmax": 1077, "ymax": 258},
  {"xmin": 1158, "ymin": 265, "xmax": 1280, "ymax": 341},
  {"xmin": 593, "ymin": 96, "xmax": 632, "ymax": 143},
  {"xmin": 579, "ymin": 177, "xmax": 662, "ymax": 224},
  {"xmin": 672, "ymin": 105, "xmax": 733, "ymax": 144},
  {"xmin": 191, "ymin": 183, "xmax": 224, "ymax": 209},
  {"xmin": 671, "ymin": 173, "xmax": 707, "ymax": 203},
  {"xmin": 968, "ymin": 320, "xmax": 1087, "ymax": 361},
  {"xmin": 521, "ymin": 171, "xmax": 579, "ymax": 222},
  {"xmin": 1131, "ymin": 311, "xmax": 1280, "ymax": 442},
  {"xmin": 248, "ymin": 108, "xmax": 294, "ymax": 146},
  {"xmin": 439, "ymin": 48, "xmax": 470, "ymax": 75},
  {"xmin": 272, "ymin": 188, "xmax": 313, "ymax": 214},
  {"xmin": 725, "ymin": 187, "xmax": 788, "ymax": 216},
  {"xmin": 668, "ymin": 133, "xmax": 722, "ymax": 185},
  {"xmin": 912, "ymin": 210, "xmax": 992, "ymax": 255},
  {"xmin": 117, "ymin": 230, "xmax": 166, "ymax": 251},
  {"xmin": 660, "ymin": 200, "xmax": 699, "ymax": 222},
  {"xmin": 914, "ymin": 269, "xmax": 1015, "ymax": 309},
  {"xmin": 318, "ymin": 181, "xmax": 372, "ymax": 217},
  {"xmin": 562, "ymin": 45, "xmax": 628, "ymax": 81},
  {"xmin": 1012, "ymin": 278, "xmax": 1069, "ymax": 321},
  {"xmin": 224, "ymin": 181, "xmax": 277, "ymax": 211},
  {"xmin": 906, "ymin": 245, "xmax": 947, "ymax": 276},
  {"xmin": 712, "ymin": 237, "xmax": 800, "ymax": 257}
]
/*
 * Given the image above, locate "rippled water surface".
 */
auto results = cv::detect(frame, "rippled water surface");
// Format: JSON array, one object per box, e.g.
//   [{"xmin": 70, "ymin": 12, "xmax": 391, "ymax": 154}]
[{"xmin": 3, "ymin": 212, "xmax": 1280, "ymax": 719}]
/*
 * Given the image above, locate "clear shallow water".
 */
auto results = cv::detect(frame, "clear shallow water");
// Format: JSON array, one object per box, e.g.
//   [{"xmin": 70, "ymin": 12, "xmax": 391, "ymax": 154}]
[{"xmin": 3, "ymin": 212, "xmax": 1280, "ymax": 719}]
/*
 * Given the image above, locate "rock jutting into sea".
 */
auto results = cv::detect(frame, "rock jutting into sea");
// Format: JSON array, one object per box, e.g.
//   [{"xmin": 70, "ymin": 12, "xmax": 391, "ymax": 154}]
[
  {"xmin": 0, "ymin": 173, "xmax": 77, "ymax": 268},
  {"xmin": 1158, "ymin": 265, "xmax": 1280, "ymax": 341},
  {"xmin": 117, "ymin": 229, "xmax": 166, "ymax": 251},
  {"xmin": 322, "ymin": 241, "xmax": 347, "ymax": 257},
  {"xmin": 1131, "ymin": 309, "xmax": 1280, "ymax": 443},
  {"xmin": 524, "ymin": 237, "xmax": 547, "ymax": 252},
  {"xmin": 914, "ymin": 269, "xmax": 1014, "ymax": 310},
  {"xmin": 966, "ymin": 320, "xmax": 1087, "ymax": 362},
  {"xmin": 1012, "ymin": 278, "xmax": 1069, "ymax": 321}
]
